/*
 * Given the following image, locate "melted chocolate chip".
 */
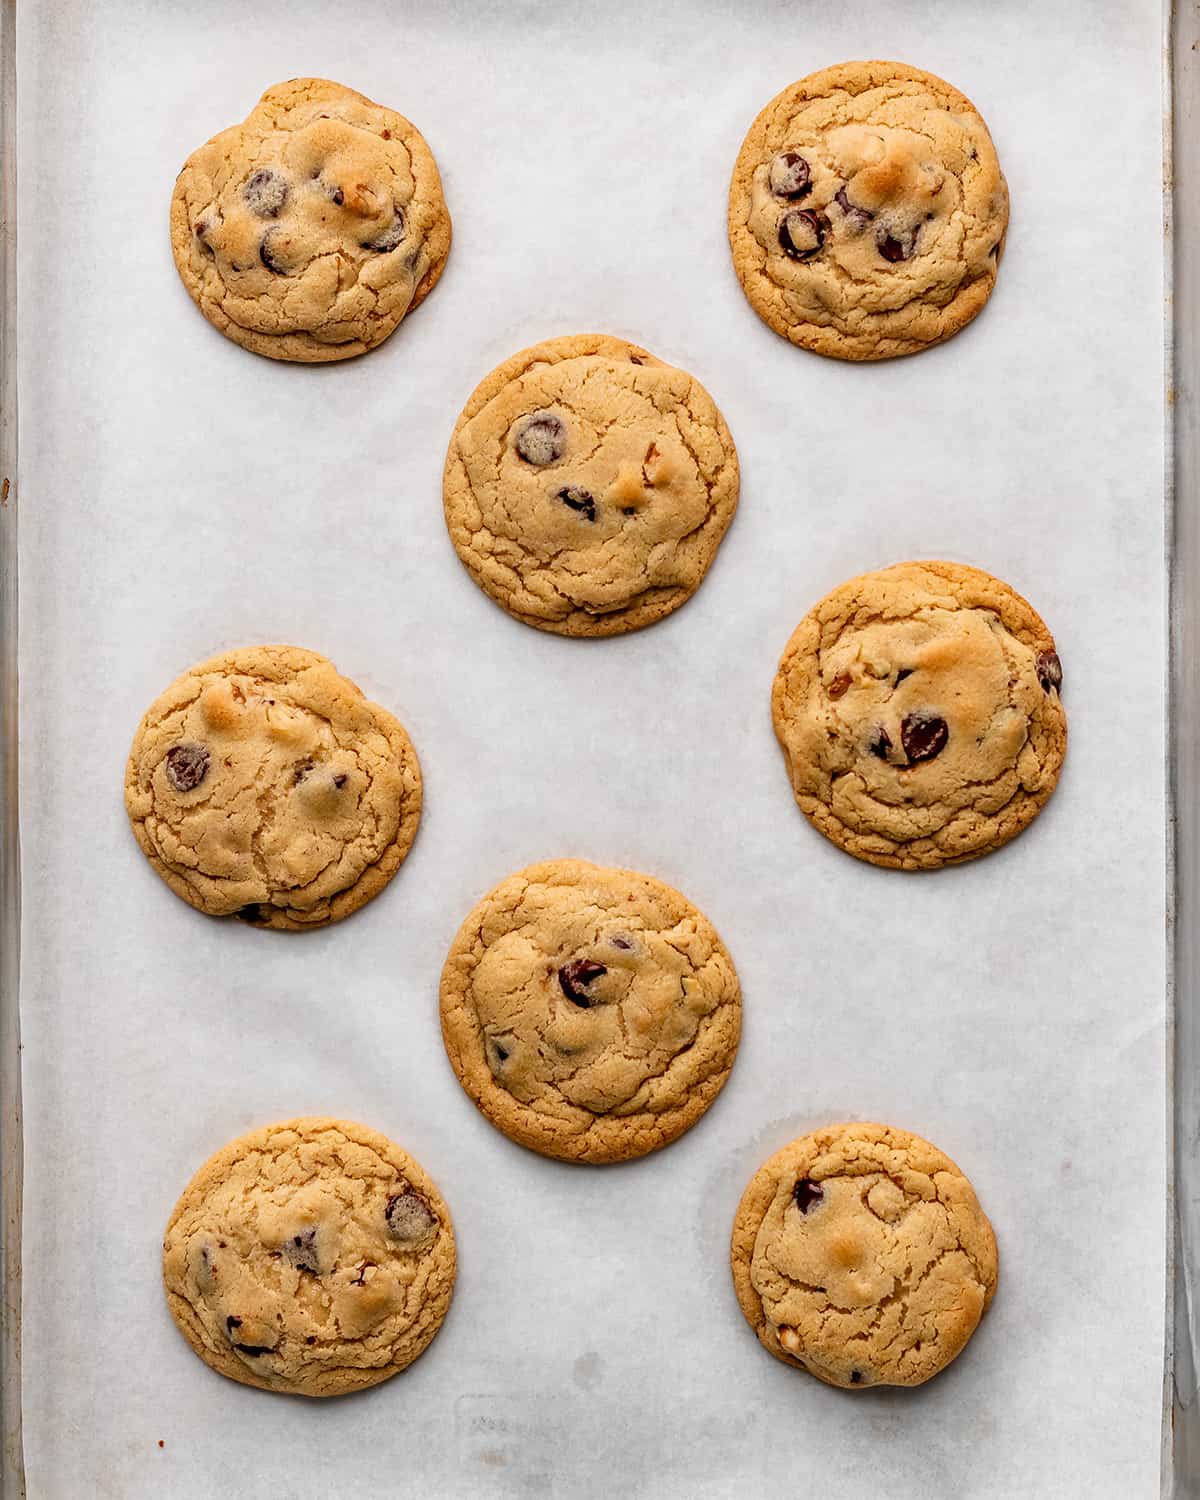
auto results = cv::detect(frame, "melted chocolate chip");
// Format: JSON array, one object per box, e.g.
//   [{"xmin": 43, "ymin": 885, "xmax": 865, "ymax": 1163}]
[
  {"xmin": 828, "ymin": 673, "xmax": 851, "ymax": 699},
  {"xmin": 224, "ymin": 1315, "xmax": 272, "ymax": 1354},
  {"xmin": 793, "ymin": 1179, "xmax": 824, "ymax": 1214},
  {"xmin": 557, "ymin": 486, "xmax": 596, "ymax": 522},
  {"xmin": 330, "ymin": 187, "xmax": 345, "ymax": 206},
  {"xmin": 515, "ymin": 412, "xmax": 567, "ymax": 466},
  {"xmin": 901, "ymin": 713, "xmax": 949, "ymax": 765},
  {"xmin": 235, "ymin": 904, "xmax": 265, "ymax": 924},
  {"xmin": 293, "ymin": 761, "xmax": 314, "ymax": 784},
  {"xmin": 779, "ymin": 208, "xmax": 828, "ymax": 261},
  {"xmin": 259, "ymin": 228, "xmax": 287, "ymax": 275},
  {"xmin": 895, "ymin": 668, "xmax": 913, "ymax": 685},
  {"xmin": 877, "ymin": 227, "xmax": 918, "ymax": 263},
  {"xmin": 1036, "ymin": 651, "xmax": 1063, "ymax": 694},
  {"xmin": 386, "ymin": 1190, "xmax": 436, "ymax": 1245},
  {"xmin": 868, "ymin": 727, "xmax": 893, "ymax": 761},
  {"xmin": 286, "ymin": 1227, "xmax": 319, "ymax": 1274},
  {"xmin": 243, "ymin": 168, "xmax": 289, "ymax": 218},
  {"xmin": 850, "ymin": 1369, "xmax": 864, "ymax": 1385},
  {"xmin": 558, "ymin": 959, "xmax": 607, "ymax": 1007},
  {"xmin": 165, "ymin": 743, "xmax": 209, "ymax": 792},
  {"xmin": 363, "ymin": 211, "xmax": 406, "ymax": 252},
  {"xmin": 768, "ymin": 152, "xmax": 812, "ymax": 200},
  {"xmin": 834, "ymin": 187, "xmax": 873, "ymax": 229}
]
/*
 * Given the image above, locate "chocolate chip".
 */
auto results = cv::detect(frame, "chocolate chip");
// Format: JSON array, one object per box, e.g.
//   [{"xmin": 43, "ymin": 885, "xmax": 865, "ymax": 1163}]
[
  {"xmin": 878, "ymin": 227, "xmax": 918, "ymax": 263},
  {"xmin": 894, "ymin": 668, "xmax": 913, "ymax": 685},
  {"xmin": 609, "ymin": 934, "xmax": 634, "ymax": 950},
  {"xmin": 363, "ymin": 211, "xmax": 405, "ymax": 252},
  {"xmin": 243, "ymin": 168, "xmax": 289, "ymax": 218},
  {"xmin": 224, "ymin": 1314, "xmax": 273, "ymax": 1354},
  {"xmin": 515, "ymin": 412, "xmax": 567, "ymax": 466},
  {"xmin": 259, "ymin": 228, "xmax": 286, "ymax": 275},
  {"xmin": 557, "ymin": 487, "xmax": 596, "ymax": 522},
  {"xmin": 850, "ymin": 1369, "xmax": 864, "ymax": 1385},
  {"xmin": 330, "ymin": 187, "xmax": 345, "ymax": 206},
  {"xmin": 386, "ymin": 1190, "xmax": 436, "ymax": 1245},
  {"xmin": 828, "ymin": 673, "xmax": 851, "ymax": 699},
  {"xmin": 901, "ymin": 713, "xmax": 949, "ymax": 764},
  {"xmin": 1036, "ymin": 651, "xmax": 1063, "ymax": 694},
  {"xmin": 285, "ymin": 1227, "xmax": 319, "ymax": 1274},
  {"xmin": 293, "ymin": 761, "xmax": 314, "ymax": 784},
  {"xmin": 235, "ymin": 904, "xmax": 265, "ymax": 924},
  {"xmin": 868, "ymin": 727, "xmax": 893, "ymax": 761},
  {"xmin": 332, "ymin": 772, "xmax": 348, "ymax": 789},
  {"xmin": 793, "ymin": 1179, "xmax": 824, "ymax": 1213},
  {"xmin": 834, "ymin": 187, "xmax": 873, "ymax": 228},
  {"xmin": 779, "ymin": 208, "xmax": 827, "ymax": 261},
  {"xmin": 558, "ymin": 959, "xmax": 607, "ymax": 1007},
  {"xmin": 165, "ymin": 743, "xmax": 209, "ymax": 792},
  {"xmin": 768, "ymin": 152, "xmax": 812, "ymax": 200},
  {"xmin": 305, "ymin": 1336, "xmax": 316, "ymax": 1345},
  {"xmin": 493, "ymin": 1041, "xmax": 509, "ymax": 1062}
]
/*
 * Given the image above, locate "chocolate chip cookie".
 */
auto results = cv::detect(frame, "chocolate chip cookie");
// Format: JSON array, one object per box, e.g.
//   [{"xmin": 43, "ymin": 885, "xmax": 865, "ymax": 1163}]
[
  {"xmin": 771, "ymin": 561, "xmax": 1066, "ymax": 869},
  {"xmin": 125, "ymin": 645, "xmax": 422, "ymax": 929},
  {"xmin": 163, "ymin": 1119, "xmax": 455, "ymax": 1396},
  {"xmin": 728, "ymin": 61, "xmax": 1008, "ymax": 359},
  {"xmin": 443, "ymin": 335, "xmax": 739, "ymax": 636},
  {"xmin": 439, "ymin": 860, "xmax": 741, "ymax": 1162},
  {"xmin": 171, "ymin": 78, "xmax": 451, "ymax": 361},
  {"xmin": 731, "ymin": 1122, "xmax": 998, "ymax": 1389}
]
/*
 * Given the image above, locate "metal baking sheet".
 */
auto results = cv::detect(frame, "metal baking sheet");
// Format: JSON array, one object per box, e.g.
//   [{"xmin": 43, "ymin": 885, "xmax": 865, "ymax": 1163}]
[{"xmin": 6, "ymin": 0, "xmax": 1178, "ymax": 1495}]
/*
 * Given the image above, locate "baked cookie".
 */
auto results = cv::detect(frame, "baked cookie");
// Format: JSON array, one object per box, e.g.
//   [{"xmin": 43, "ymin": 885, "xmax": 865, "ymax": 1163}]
[
  {"xmin": 771, "ymin": 561, "xmax": 1066, "ymax": 869},
  {"xmin": 728, "ymin": 61, "xmax": 1008, "ymax": 360},
  {"xmin": 125, "ymin": 645, "xmax": 422, "ymax": 929},
  {"xmin": 163, "ymin": 1119, "xmax": 455, "ymax": 1397},
  {"xmin": 443, "ymin": 335, "xmax": 739, "ymax": 636},
  {"xmin": 731, "ymin": 1122, "xmax": 997, "ymax": 1389},
  {"xmin": 171, "ymin": 78, "xmax": 451, "ymax": 361},
  {"xmin": 439, "ymin": 860, "xmax": 741, "ymax": 1162}
]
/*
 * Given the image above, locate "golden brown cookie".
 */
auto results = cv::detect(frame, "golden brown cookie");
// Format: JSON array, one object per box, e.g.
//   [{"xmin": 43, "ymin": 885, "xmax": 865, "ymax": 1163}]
[
  {"xmin": 171, "ymin": 78, "xmax": 451, "ymax": 361},
  {"xmin": 771, "ymin": 561, "xmax": 1066, "ymax": 869},
  {"xmin": 728, "ymin": 61, "xmax": 1008, "ymax": 359},
  {"xmin": 442, "ymin": 335, "xmax": 739, "ymax": 636},
  {"xmin": 439, "ymin": 860, "xmax": 741, "ymax": 1162},
  {"xmin": 125, "ymin": 645, "xmax": 422, "ymax": 929},
  {"xmin": 731, "ymin": 1122, "xmax": 997, "ymax": 1389},
  {"xmin": 163, "ymin": 1119, "xmax": 455, "ymax": 1397}
]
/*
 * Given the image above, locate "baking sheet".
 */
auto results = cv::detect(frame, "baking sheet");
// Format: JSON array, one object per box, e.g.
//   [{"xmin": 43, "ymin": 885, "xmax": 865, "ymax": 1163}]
[{"xmin": 14, "ymin": 1, "xmax": 1167, "ymax": 1496}]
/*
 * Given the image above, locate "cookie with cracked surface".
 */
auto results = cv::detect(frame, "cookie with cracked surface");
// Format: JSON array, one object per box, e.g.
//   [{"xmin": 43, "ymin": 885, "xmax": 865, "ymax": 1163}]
[
  {"xmin": 443, "ymin": 335, "xmax": 739, "ymax": 636},
  {"xmin": 163, "ymin": 1118, "xmax": 455, "ymax": 1396},
  {"xmin": 731, "ymin": 1122, "xmax": 997, "ymax": 1389},
  {"xmin": 771, "ymin": 561, "xmax": 1066, "ymax": 869},
  {"xmin": 125, "ymin": 645, "xmax": 421, "ymax": 929},
  {"xmin": 439, "ymin": 860, "xmax": 741, "ymax": 1162},
  {"xmin": 171, "ymin": 78, "xmax": 451, "ymax": 362},
  {"xmin": 728, "ymin": 61, "xmax": 1008, "ymax": 360}
]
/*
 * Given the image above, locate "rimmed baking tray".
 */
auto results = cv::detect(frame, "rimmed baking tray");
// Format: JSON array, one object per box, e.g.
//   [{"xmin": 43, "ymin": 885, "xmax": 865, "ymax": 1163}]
[{"xmin": 2, "ymin": 1, "xmax": 1191, "ymax": 1495}]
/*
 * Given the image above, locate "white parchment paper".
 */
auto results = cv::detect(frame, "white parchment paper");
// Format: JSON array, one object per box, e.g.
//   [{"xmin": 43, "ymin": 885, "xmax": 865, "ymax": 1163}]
[{"xmin": 16, "ymin": 1, "xmax": 1166, "ymax": 1495}]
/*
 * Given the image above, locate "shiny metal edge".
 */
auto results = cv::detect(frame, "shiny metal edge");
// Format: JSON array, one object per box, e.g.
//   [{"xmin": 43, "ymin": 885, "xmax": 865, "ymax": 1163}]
[
  {"xmin": 0, "ymin": 0, "xmax": 22, "ymax": 1493},
  {"xmin": 1168, "ymin": 0, "xmax": 1199, "ymax": 1493}
]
